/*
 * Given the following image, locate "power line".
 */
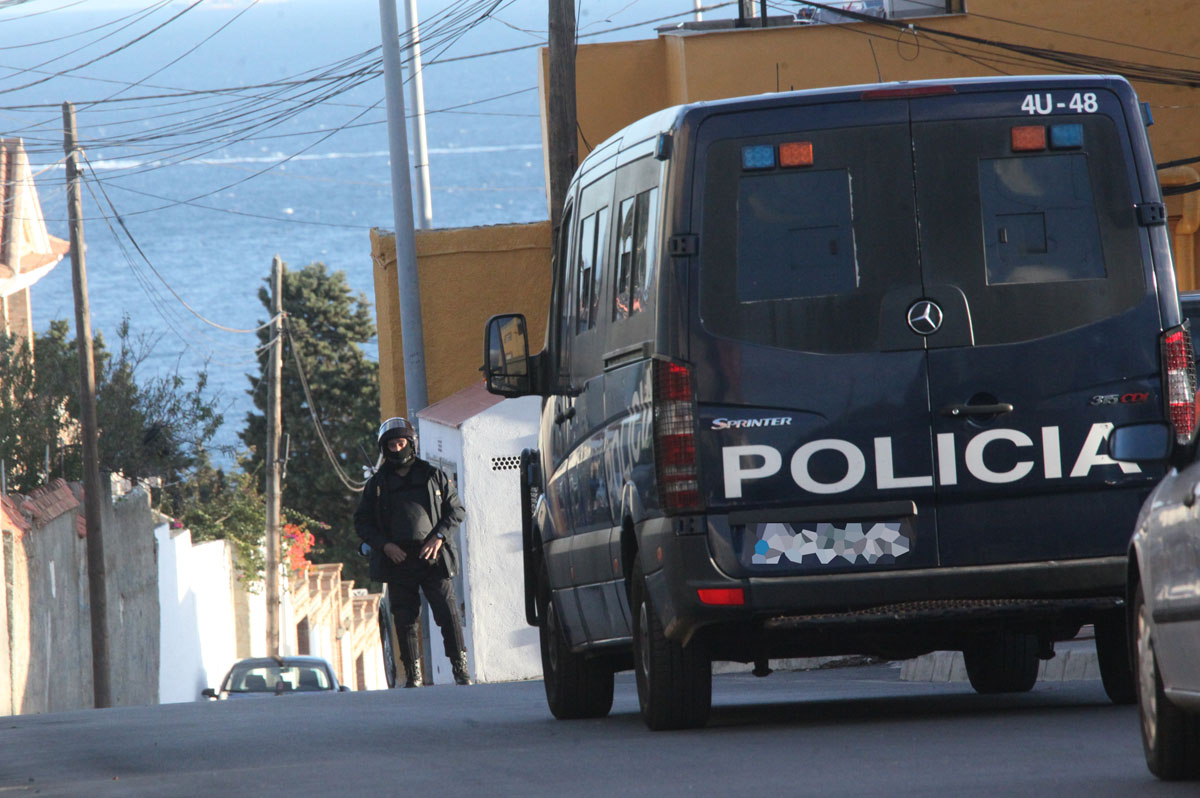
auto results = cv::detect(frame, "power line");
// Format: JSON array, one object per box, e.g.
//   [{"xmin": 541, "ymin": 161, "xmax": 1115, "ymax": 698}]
[
  {"xmin": 282, "ymin": 318, "xmax": 366, "ymax": 493},
  {"xmin": 0, "ymin": 1, "xmax": 200, "ymax": 96},
  {"xmin": 83, "ymin": 150, "xmax": 283, "ymax": 334}
]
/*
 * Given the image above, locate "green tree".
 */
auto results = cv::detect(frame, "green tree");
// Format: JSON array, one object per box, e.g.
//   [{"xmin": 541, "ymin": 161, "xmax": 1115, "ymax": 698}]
[
  {"xmin": 0, "ymin": 318, "xmax": 222, "ymax": 495},
  {"xmin": 97, "ymin": 318, "xmax": 223, "ymax": 484},
  {"xmin": 0, "ymin": 321, "xmax": 79, "ymax": 491},
  {"xmin": 241, "ymin": 261, "xmax": 379, "ymax": 587}
]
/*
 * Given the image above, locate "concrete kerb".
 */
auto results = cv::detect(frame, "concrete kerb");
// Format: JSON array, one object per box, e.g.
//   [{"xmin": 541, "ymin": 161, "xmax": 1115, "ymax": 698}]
[
  {"xmin": 898, "ymin": 634, "xmax": 1100, "ymax": 683},
  {"xmin": 727, "ymin": 632, "xmax": 1101, "ymax": 683}
]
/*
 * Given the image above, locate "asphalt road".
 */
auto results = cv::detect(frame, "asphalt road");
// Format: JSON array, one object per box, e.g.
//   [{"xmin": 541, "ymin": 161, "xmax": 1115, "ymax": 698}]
[{"xmin": 2, "ymin": 663, "xmax": 1194, "ymax": 797}]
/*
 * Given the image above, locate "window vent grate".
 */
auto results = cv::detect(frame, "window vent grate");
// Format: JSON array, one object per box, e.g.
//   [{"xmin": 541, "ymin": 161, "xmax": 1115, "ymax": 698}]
[{"xmin": 491, "ymin": 455, "xmax": 521, "ymax": 472}]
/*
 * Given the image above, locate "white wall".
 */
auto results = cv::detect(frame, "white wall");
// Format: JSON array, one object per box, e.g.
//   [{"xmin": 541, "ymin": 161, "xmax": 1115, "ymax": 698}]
[
  {"xmin": 156, "ymin": 526, "xmax": 237, "ymax": 702},
  {"xmin": 461, "ymin": 396, "xmax": 543, "ymax": 683},
  {"xmin": 417, "ymin": 418, "xmax": 465, "ymax": 685},
  {"xmin": 417, "ymin": 397, "xmax": 541, "ymax": 684}
]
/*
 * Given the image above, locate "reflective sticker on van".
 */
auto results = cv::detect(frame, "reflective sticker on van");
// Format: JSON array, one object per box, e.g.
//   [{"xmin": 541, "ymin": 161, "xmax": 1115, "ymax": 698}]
[
  {"xmin": 723, "ymin": 422, "xmax": 1140, "ymax": 498},
  {"xmin": 751, "ymin": 521, "xmax": 911, "ymax": 566}
]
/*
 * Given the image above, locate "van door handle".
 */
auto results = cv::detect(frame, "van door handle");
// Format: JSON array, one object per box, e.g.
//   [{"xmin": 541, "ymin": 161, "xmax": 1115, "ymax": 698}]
[
  {"xmin": 940, "ymin": 402, "xmax": 1014, "ymax": 418},
  {"xmin": 554, "ymin": 406, "xmax": 576, "ymax": 425}
]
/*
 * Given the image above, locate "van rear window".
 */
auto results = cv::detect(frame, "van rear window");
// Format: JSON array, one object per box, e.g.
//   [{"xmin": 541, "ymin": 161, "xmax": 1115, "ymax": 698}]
[
  {"xmin": 698, "ymin": 100, "xmax": 1144, "ymax": 354},
  {"xmin": 979, "ymin": 154, "xmax": 1105, "ymax": 285},
  {"xmin": 737, "ymin": 169, "xmax": 858, "ymax": 302}
]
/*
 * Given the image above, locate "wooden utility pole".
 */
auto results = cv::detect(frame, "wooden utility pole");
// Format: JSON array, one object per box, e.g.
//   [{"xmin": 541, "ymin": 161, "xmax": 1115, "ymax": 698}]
[
  {"xmin": 62, "ymin": 101, "xmax": 110, "ymax": 709},
  {"xmin": 265, "ymin": 255, "xmax": 283, "ymax": 656},
  {"xmin": 547, "ymin": 0, "xmax": 578, "ymax": 240}
]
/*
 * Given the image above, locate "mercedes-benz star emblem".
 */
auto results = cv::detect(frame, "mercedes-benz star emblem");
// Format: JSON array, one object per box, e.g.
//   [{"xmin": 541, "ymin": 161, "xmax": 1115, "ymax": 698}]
[{"xmin": 907, "ymin": 299, "xmax": 944, "ymax": 336}]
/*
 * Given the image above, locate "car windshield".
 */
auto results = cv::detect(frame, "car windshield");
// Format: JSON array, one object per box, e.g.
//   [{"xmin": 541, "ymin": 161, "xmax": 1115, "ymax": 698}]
[{"xmin": 227, "ymin": 663, "xmax": 331, "ymax": 693}]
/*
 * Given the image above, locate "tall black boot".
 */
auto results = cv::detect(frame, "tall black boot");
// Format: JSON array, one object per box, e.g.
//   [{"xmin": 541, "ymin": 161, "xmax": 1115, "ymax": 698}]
[
  {"xmin": 398, "ymin": 628, "xmax": 423, "ymax": 688},
  {"xmin": 451, "ymin": 651, "xmax": 472, "ymax": 686}
]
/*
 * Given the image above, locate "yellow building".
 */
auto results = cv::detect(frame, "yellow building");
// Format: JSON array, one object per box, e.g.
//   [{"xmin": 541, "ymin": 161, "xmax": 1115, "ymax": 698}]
[{"xmin": 374, "ymin": 1, "xmax": 1200, "ymax": 414}]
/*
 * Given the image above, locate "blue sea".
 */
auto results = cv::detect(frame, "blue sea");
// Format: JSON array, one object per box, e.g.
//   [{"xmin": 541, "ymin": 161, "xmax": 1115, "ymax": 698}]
[{"xmin": 3, "ymin": 0, "xmax": 731, "ymax": 459}]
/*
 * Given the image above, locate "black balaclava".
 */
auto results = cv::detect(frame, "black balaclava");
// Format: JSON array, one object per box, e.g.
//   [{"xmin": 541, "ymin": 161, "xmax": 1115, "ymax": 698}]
[{"xmin": 385, "ymin": 438, "xmax": 416, "ymax": 467}]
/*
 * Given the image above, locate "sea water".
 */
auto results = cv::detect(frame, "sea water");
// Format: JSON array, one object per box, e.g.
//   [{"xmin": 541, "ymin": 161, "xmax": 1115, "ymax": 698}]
[{"xmin": 4, "ymin": 0, "xmax": 706, "ymax": 460}]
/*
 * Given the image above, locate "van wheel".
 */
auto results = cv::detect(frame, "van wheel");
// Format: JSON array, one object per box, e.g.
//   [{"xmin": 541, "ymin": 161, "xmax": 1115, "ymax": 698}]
[
  {"xmin": 963, "ymin": 631, "xmax": 1039, "ymax": 694},
  {"xmin": 631, "ymin": 562, "xmax": 711, "ymax": 730},
  {"xmin": 538, "ymin": 576, "xmax": 614, "ymax": 720},
  {"xmin": 1135, "ymin": 582, "xmax": 1200, "ymax": 780},
  {"xmin": 1095, "ymin": 609, "xmax": 1136, "ymax": 705}
]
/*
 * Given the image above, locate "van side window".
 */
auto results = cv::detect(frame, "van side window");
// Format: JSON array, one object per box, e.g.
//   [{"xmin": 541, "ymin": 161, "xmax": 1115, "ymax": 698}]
[
  {"xmin": 575, "ymin": 206, "xmax": 610, "ymax": 333},
  {"xmin": 554, "ymin": 204, "xmax": 575, "ymax": 371},
  {"xmin": 614, "ymin": 187, "xmax": 659, "ymax": 320}
]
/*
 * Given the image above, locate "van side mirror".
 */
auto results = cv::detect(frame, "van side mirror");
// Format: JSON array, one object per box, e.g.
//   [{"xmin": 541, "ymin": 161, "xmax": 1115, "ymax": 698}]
[
  {"xmin": 484, "ymin": 314, "xmax": 533, "ymax": 397},
  {"xmin": 1109, "ymin": 422, "xmax": 1171, "ymax": 463}
]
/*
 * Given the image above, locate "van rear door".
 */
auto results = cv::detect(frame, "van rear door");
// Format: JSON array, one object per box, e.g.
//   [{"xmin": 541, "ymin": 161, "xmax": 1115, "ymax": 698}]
[
  {"xmin": 691, "ymin": 79, "xmax": 1163, "ymax": 576},
  {"xmin": 693, "ymin": 98, "xmax": 941, "ymax": 574},
  {"xmin": 910, "ymin": 84, "xmax": 1163, "ymax": 566}
]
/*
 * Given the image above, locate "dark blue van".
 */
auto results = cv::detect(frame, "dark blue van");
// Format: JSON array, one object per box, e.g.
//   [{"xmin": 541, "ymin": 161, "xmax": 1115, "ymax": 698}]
[{"xmin": 484, "ymin": 75, "xmax": 1194, "ymax": 730}]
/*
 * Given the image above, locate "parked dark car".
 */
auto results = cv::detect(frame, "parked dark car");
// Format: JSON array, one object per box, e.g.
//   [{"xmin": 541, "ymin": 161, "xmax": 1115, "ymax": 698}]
[{"xmin": 201, "ymin": 655, "xmax": 348, "ymax": 700}]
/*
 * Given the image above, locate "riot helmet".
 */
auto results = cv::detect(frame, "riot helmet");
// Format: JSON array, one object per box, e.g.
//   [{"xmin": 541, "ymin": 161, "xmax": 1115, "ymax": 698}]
[{"xmin": 377, "ymin": 417, "xmax": 417, "ymax": 465}]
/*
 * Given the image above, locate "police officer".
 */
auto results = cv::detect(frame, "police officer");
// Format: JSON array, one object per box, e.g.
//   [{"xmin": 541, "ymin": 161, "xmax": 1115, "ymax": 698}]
[{"xmin": 355, "ymin": 417, "xmax": 471, "ymax": 687}]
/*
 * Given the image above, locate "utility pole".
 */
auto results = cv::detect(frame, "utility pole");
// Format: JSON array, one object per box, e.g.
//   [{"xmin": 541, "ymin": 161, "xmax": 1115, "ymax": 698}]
[
  {"xmin": 62, "ymin": 101, "xmax": 110, "ymax": 709},
  {"xmin": 265, "ymin": 255, "xmax": 283, "ymax": 656},
  {"xmin": 547, "ymin": 0, "xmax": 578, "ymax": 239},
  {"xmin": 403, "ymin": 0, "xmax": 433, "ymax": 230},
  {"xmin": 379, "ymin": 0, "xmax": 429, "ymax": 418}
]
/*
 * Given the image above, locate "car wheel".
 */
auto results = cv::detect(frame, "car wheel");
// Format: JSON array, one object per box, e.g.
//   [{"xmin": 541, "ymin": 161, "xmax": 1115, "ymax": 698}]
[
  {"xmin": 962, "ymin": 630, "xmax": 1039, "ymax": 694},
  {"xmin": 1095, "ymin": 609, "xmax": 1137, "ymax": 704},
  {"xmin": 378, "ymin": 601, "xmax": 398, "ymax": 689},
  {"xmin": 538, "ymin": 571, "xmax": 614, "ymax": 720},
  {"xmin": 1134, "ymin": 582, "xmax": 1200, "ymax": 780},
  {"xmin": 631, "ymin": 561, "xmax": 711, "ymax": 731}
]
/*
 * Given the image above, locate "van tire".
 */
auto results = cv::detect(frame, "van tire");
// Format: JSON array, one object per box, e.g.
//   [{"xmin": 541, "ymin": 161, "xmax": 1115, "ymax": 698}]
[
  {"xmin": 538, "ymin": 575, "xmax": 614, "ymax": 720},
  {"xmin": 632, "ymin": 562, "xmax": 711, "ymax": 730},
  {"xmin": 1095, "ymin": 610, "xmax": 1137, "ymax": 705},
  {"xmin": 963, "ymin": 631, "xmax": 1039, "ymax": 694},
  {"xmin": 1135, "ymin": 582, "xmax": 1200, "ymax": 780}
]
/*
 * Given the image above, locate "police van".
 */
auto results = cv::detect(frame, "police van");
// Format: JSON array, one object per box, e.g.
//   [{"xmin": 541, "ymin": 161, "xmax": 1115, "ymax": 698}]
[{"xmin": 483, "ymin": 75, "xmax": 1193, "ymax": 730}]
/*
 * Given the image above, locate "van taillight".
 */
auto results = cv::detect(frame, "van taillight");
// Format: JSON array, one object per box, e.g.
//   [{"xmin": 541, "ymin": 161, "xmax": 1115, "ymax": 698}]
[
  {"xmin": 653, "ymin": 360, "xmax": 701, "ymax": 513},
  {"xmin": 1162, "ymin": 327, "xmax": 1198, "ymax": 446}
]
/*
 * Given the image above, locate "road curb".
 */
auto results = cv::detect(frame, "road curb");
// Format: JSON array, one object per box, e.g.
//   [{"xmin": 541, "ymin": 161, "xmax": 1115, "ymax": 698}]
[{"xmin": 898, "ymin": 638, "xmax": 1100, "ymax": 683}]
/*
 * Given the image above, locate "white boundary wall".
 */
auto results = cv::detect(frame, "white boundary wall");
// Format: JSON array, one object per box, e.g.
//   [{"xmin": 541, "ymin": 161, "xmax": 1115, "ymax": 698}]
[{"xmin": 419, "ymin": 395, "xmax": 542, "ymax": 684}]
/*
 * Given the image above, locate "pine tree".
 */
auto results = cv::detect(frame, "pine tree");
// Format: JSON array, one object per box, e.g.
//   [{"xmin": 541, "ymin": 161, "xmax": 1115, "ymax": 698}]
[{"xmin": 241, "ymin": 261, "xmax": 379, "ymax": 587}]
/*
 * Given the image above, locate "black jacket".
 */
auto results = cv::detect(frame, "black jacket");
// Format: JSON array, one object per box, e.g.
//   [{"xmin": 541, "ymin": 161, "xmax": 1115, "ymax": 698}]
[{"xmin": 354, "ymin": 458, "xmax": 465, "ymax": 582}]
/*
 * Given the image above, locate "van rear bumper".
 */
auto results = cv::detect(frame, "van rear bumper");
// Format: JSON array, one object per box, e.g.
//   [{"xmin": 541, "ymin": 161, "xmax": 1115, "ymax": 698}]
[{"xmin": 638, "ymin": 518, "xmax": 1126, "ymax": 646}]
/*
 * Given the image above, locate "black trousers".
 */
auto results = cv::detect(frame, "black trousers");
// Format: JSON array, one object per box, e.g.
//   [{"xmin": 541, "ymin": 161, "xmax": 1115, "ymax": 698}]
[{"xmin": 387, "ymin": 558, "xmax": 465, "ymax": 658}]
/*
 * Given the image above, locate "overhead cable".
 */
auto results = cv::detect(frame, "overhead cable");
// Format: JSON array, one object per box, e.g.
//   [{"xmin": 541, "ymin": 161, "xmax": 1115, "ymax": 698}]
[{"xmin": 282, "ymin": 318, "xmax": 366, "ymax": 493}]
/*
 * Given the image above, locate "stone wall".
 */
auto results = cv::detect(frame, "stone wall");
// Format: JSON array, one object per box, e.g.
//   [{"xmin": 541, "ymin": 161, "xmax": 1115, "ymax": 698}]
[{"xmin": 1, "ymin": 479, "xmax": 159, "ymax": 715}]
